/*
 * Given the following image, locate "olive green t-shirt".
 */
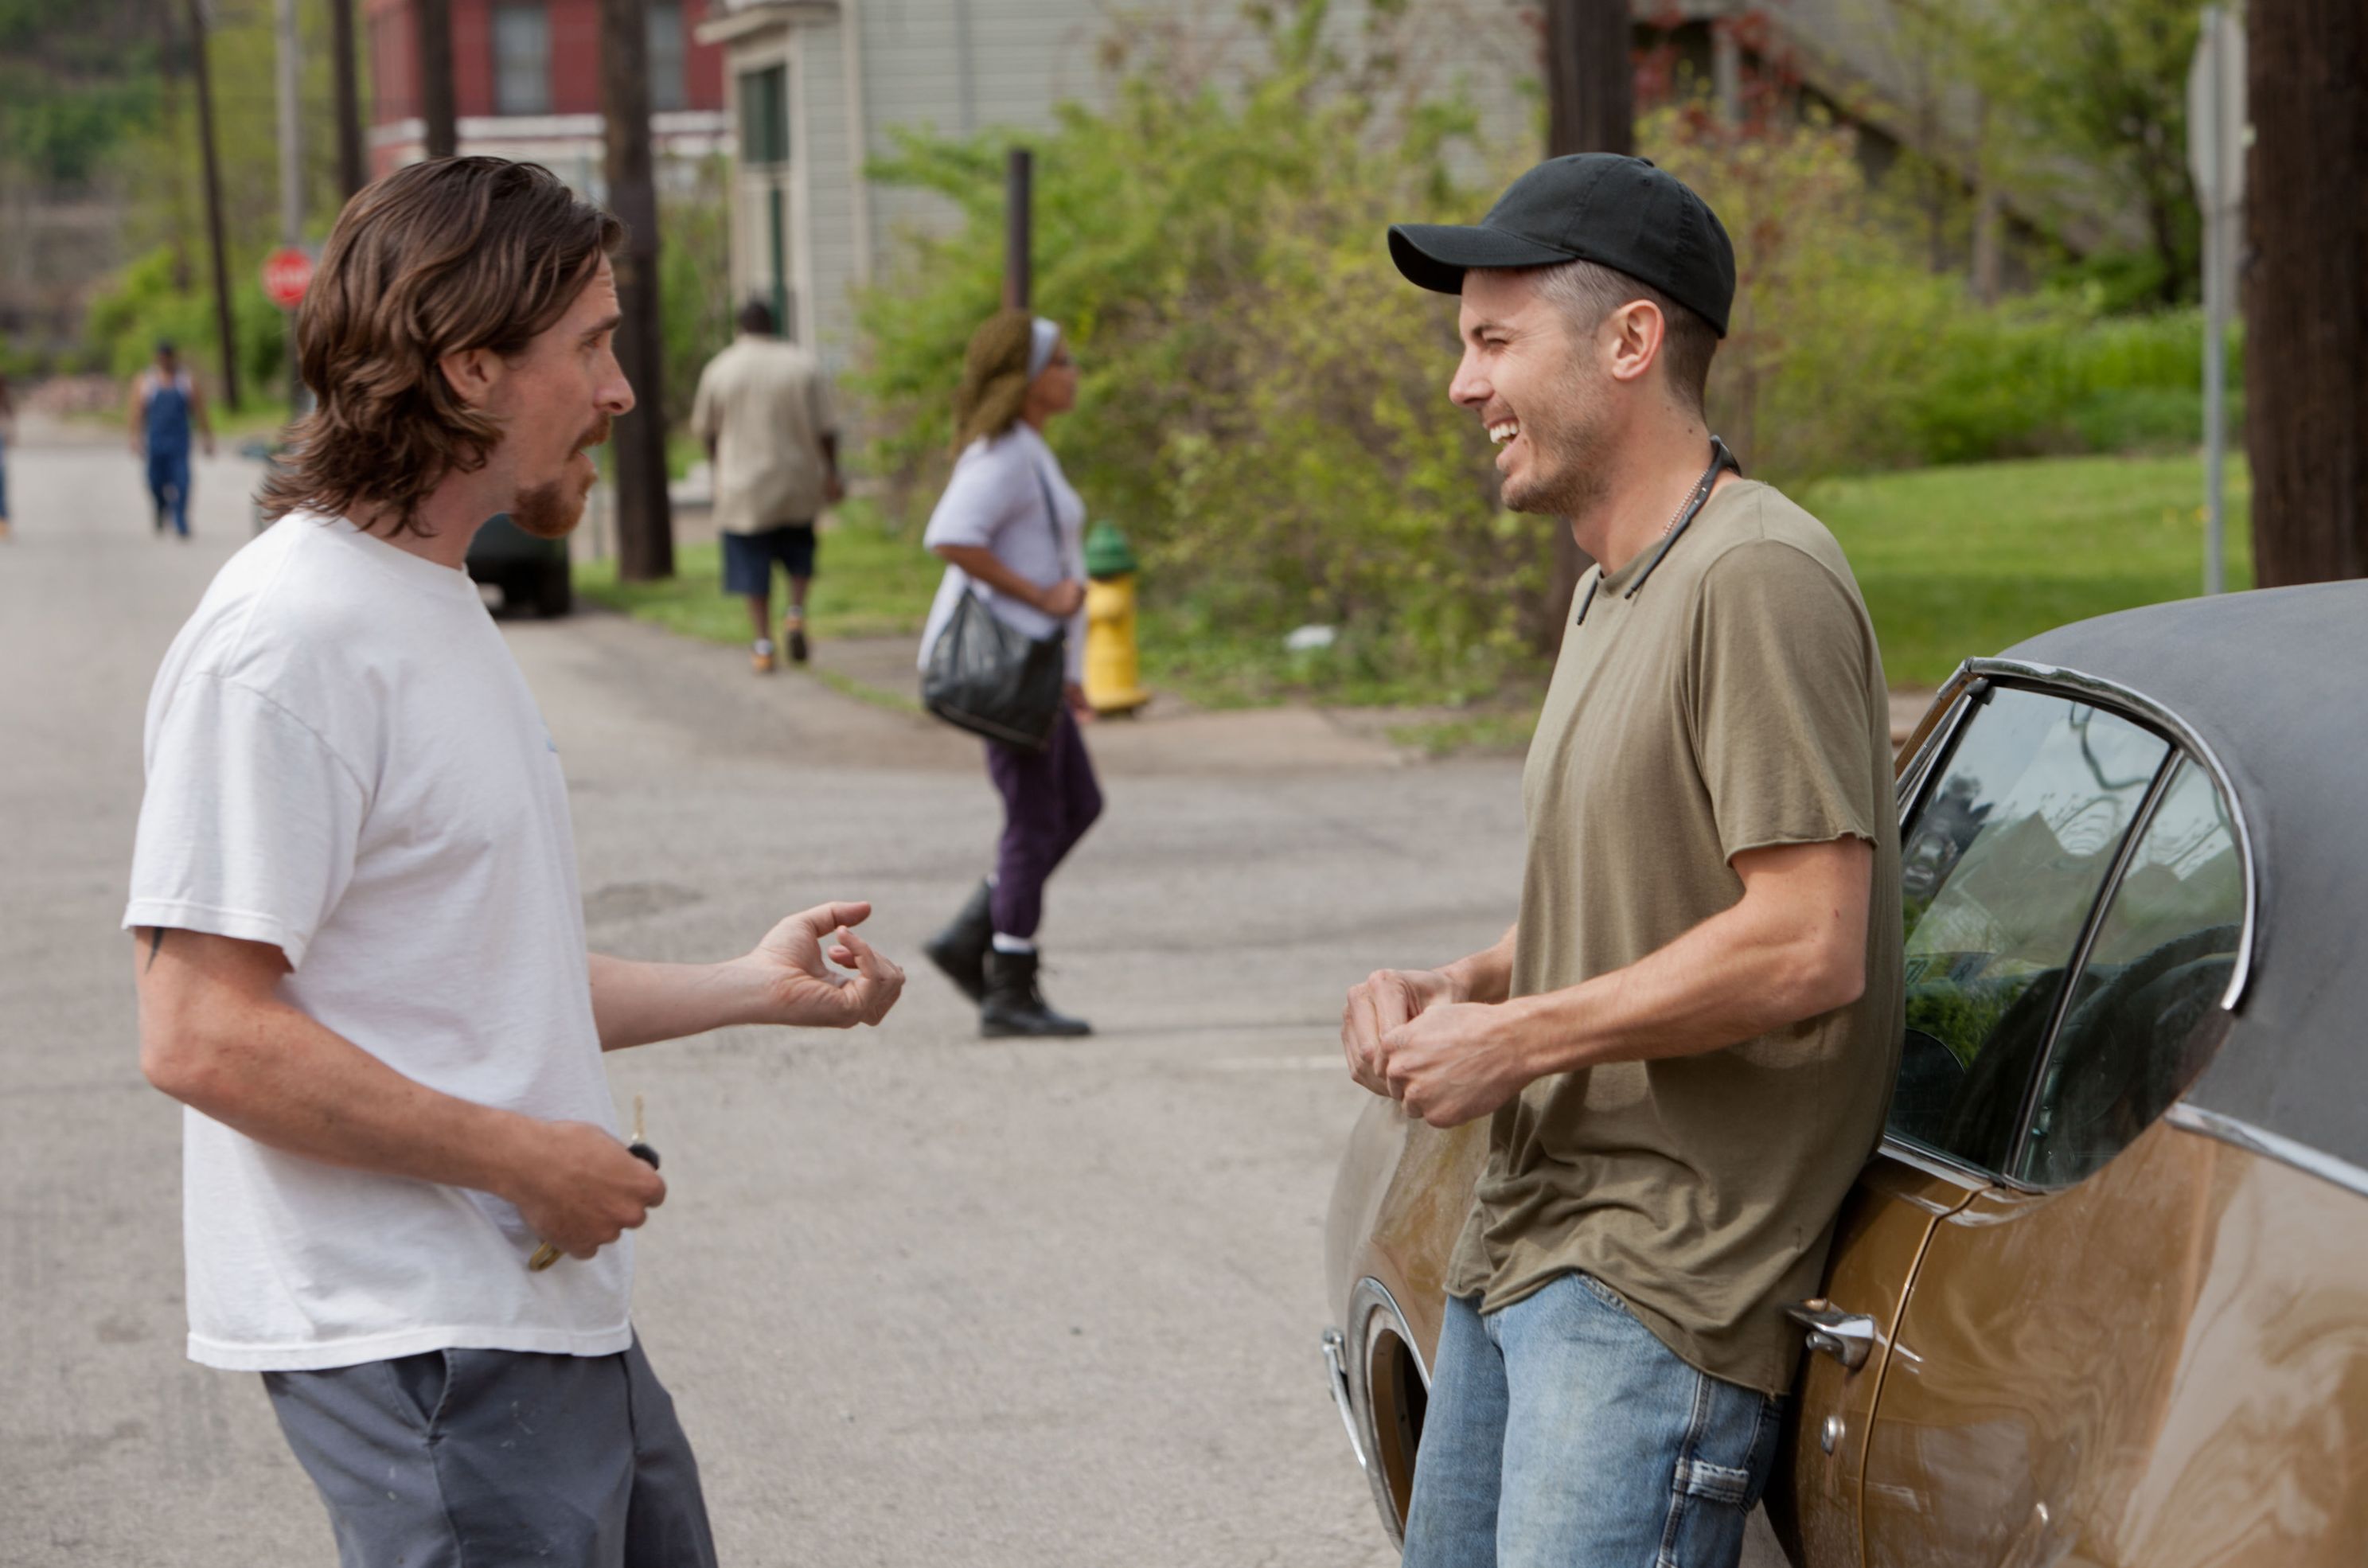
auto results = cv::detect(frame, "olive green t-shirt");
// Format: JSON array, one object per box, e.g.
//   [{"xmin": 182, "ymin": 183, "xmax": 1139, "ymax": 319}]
[{"xmin": 1444, "ymin": 480, "xmax": 1903, "ymax": 1396}]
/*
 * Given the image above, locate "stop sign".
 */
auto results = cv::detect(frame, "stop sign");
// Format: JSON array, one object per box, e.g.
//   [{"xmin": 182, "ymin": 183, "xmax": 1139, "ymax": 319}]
[{"xmin": 261, "ymin": 246, "xmax": 314, "ymax": 310}]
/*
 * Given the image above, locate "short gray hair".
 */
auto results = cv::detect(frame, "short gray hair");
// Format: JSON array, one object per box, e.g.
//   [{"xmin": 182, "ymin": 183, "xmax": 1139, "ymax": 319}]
[{"xmin": 1525, "ymin": 259, "xmax": 1717, "ymax": 418}]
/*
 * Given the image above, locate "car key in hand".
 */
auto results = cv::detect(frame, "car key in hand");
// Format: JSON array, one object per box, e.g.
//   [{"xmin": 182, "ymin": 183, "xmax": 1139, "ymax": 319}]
[{"xmin": 529, "ymin": 1096, "xmax": 661, "ymax": 1272}]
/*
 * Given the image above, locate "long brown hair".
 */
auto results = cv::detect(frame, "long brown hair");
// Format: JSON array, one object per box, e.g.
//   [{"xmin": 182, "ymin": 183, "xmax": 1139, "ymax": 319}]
[{"xmin": 258, "ymin": 158, "xmax": 622, "ymax": 536}]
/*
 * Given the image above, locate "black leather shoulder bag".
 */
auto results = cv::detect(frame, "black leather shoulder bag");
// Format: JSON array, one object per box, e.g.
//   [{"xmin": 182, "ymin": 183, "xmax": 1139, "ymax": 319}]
[{"xmin": 919, "ymin": 459, "xmax": 1070, "ymax": 753}]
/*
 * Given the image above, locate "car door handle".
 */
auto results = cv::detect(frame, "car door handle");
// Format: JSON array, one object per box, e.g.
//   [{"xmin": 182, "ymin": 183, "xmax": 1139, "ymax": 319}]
[{"xmin": 1787, "ymin": 1298, "xmax": 1880, "ymax": 1371}]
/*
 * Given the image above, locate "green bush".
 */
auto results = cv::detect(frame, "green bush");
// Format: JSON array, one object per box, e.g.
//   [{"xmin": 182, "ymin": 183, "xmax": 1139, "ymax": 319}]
[
  {"xmin": 851, "ymin": 2, "xmax": 1538, "ymax": 698},
  {"xmin": 84, "ymin": 244, "xmax": 291, "ymax": 403},
  {"xmin": 849, "ymin": 16, "xmax": 2230, "ymax": 700}
]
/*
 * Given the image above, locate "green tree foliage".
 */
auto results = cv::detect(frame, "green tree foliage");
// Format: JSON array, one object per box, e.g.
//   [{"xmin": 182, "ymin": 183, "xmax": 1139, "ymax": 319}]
[
  {"xmin": 853, "ymin": 5, "xmax": 2226, "ymax": 694},
  {"xmin": 853, "ymin": 2, "xmax": 1539, "ymax": 696},
  {"xmin": 658, "ymin": 158, "xmax": 737, "ymax": 435},
  {"xmin": 1972, "ymin": 0, "xmax": 2206, "ymax": 309},
  {"xmin": 0, "ymin": 0, "xmax": 162, "ymax": 188},
  {"xmin": 84, "ymin": 243, "xmax": 288, "ymax": 393}
]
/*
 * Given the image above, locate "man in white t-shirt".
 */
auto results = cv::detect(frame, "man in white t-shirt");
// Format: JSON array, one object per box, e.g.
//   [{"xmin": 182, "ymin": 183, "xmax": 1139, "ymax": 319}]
[{"xmin": 124, "ymin": 157, "xmax": 903, "ymax": 1567}]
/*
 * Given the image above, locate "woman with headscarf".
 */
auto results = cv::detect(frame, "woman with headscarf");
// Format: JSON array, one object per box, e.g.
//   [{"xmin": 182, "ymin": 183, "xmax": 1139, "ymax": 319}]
[{"xmin": 915, "ymin": 311, "xmax": 1100, "ymax": 1037}]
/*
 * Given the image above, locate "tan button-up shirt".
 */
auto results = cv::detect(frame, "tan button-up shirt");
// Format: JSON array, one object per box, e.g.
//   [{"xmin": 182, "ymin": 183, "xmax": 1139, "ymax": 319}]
[{"xmin": 690, "ymin": 336, "xmax": 838, "ymax": 535}]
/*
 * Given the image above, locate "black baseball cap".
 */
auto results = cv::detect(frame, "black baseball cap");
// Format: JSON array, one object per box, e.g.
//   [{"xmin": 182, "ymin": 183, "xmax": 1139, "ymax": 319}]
[{"xmin": 1388, "ymin": 154, "xmax": 1737, "ymax": 338}]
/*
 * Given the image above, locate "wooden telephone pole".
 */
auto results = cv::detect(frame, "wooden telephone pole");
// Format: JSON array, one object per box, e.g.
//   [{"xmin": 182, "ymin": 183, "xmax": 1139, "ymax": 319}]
[
  {"xmin": 2245, "ymin": 0, "xmax": 2367, "ymax": 583},
  {"xmin": 185, "ymin": 0, "xmax": 240, "ymax": 411},
  {"xmin": 418, "ymin": 0, "xmax": 458, "ymax": 158},
  {"xmin": 328, "ymin": 0, "xmax": 366, "ymax": 196},
  {"xmin": 1539, "ymin": 0, "xmax": 1632, "ymax": 642},
  {"xmin": 603, "ymin": 0, "xmax": 673, "ymax": 580}
]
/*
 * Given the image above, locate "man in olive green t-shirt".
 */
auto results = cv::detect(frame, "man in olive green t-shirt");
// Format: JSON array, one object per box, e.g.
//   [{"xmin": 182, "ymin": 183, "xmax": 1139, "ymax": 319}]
[{"xmin": 1343, "ymin": 156, "xmax": 1902, "ymax": 1568}]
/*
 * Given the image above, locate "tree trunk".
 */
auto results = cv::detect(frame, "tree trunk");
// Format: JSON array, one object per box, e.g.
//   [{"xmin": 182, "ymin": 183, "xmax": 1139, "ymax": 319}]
[
  {"xmin": 1537, "ymin": 0, "xmax": 1629, "ymax": 649},
  {"xmin": 603, "ymin": 0, "xmax": 673, "ymax": 582},
  {"xmin": 2245, "ymin": 0, "xmax": 2368, "ymax": 585}
]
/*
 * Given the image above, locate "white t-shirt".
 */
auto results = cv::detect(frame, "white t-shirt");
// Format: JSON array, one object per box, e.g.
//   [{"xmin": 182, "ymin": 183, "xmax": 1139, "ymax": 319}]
[
  {"xmin": 917, "ymin": 425, "xmax": 1087, "ymax": 683},
  {"xmin": 123, "ymin": 513, "xmax": 630, "ymax": 1372}
]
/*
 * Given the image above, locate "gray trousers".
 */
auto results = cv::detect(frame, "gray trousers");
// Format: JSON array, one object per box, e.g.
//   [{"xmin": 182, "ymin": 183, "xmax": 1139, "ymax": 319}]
[{"xmin": 263, "ymin": 1334, "xmax": 719, "ymax": 1567}]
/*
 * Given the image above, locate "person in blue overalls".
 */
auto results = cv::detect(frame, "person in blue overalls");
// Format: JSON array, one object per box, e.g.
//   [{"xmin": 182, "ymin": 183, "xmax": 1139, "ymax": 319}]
[{"xmin": 128, "ymin": 341, "xmax": 214, "ymax": 537}]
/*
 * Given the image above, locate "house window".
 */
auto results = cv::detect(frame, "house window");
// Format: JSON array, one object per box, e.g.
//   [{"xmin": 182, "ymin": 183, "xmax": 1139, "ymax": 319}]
[
  {"xmin": 739, "ymin": 64, "xmax": 788, "ymax": 166},
  {"xmin": 492, "ymin": 2, "xmax": 552, "ymax": 117},
  {"xmin": 647, "ymin": 3, "xmax": 686, "ymax": 114}
]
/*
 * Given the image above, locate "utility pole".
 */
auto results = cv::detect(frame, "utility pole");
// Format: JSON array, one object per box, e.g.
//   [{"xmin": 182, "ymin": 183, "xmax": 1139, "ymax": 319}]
[
  {"xmin": 2245, "ymin": 0, "xmax": 2367, "ymax": 584},
  {"xmin": 328, "ymin": 0, "xmax": 366, "ymax": 196},
  {"xmin": 603, "ymin": 0, "xmax": 673, "ymax": 580},
  {"xmin": 1539, "ymin": 0, "xmax": 1631, "ymax": 645},
  {"xmin": 277, "ymin": 0, "xmax": 306, "ymax": 410},
  {"xmin": 419, "ymin": 0, "xmax": 458, "ymax": 158},
  {"xmin": 186, "ymin": 0, "xmax": 240, "ymax": 411},
  {"xmin": 1003, "ymin": 148, "xmax": 1032, "ymax": 311}
]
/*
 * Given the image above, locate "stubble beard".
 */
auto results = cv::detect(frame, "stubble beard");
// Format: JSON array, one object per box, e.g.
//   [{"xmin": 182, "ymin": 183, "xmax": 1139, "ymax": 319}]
[
  {"xmin": 1500, "ymin": 363, "xmax": 1612, "ymax": 521},
  {"xmin": 511, "ymin": 415, "xmax": 611, "ymax": 540}
]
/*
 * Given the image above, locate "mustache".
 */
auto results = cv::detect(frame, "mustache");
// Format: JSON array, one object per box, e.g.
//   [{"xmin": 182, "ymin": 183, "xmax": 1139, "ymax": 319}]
[{"xmin": 578, "ymin": 416, "xmax": 614, "ymax": 451}]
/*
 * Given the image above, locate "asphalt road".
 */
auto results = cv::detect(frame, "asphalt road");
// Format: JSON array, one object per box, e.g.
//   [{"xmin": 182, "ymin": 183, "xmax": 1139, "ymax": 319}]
[{"xmin": 0, "ymin": 423, "xmax": 1526, "ymax": 1566}]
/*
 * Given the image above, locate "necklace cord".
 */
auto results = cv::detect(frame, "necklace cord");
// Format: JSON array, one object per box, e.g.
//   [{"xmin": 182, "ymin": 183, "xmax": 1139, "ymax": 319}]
[{"xmin": 1572, "ymin": 437, "xmax": 1739, "ymax": 627}]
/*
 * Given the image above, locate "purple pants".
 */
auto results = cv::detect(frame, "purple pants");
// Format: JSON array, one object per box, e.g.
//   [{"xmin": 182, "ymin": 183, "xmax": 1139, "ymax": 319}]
[{"xmin": 985, "ymin": 708, "xmax": 1103, "ymax": 939}]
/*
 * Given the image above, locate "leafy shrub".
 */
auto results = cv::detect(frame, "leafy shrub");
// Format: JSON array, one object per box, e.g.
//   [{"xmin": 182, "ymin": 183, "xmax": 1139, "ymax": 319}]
[
  {"xmin": 850, "ymin": 12, "xmax": 2228, "ymax": 698},
  {"xmin": 850, "ymin": 3, "xmax": 1537, "ymax": 697},
  {"xmin": 84, "ymin": 244, "xmax": 290, "ymax": 402}
]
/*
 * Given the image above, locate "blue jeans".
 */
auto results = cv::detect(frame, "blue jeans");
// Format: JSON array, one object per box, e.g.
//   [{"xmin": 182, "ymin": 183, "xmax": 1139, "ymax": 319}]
[
  {"xmin": 147, "ymin": 445, "xmax": 191, "ymax": 535},
  {"xmin": 1402, "ymin": 1274, "xmax": 1782, "ymax": 1568}
]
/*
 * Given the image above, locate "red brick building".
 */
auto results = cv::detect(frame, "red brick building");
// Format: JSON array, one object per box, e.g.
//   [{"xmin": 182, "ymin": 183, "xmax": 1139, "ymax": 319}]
[{"xmin": 365, "ymin": 0, "xmax": 731, "ymax": 185}]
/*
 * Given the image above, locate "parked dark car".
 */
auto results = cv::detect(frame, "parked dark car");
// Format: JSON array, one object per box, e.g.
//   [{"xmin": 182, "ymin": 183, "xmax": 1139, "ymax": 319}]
[
  {"xmin": 247, "ymin": 448, "xmax": 570, "ymax": 619},
  {"xmin": 1324, "ymin": 581, "xmax": 2368, "ymax": 1567},
  {"xmin": 466, "ymin": 512, "xmax": 572, "ymax": 618}
]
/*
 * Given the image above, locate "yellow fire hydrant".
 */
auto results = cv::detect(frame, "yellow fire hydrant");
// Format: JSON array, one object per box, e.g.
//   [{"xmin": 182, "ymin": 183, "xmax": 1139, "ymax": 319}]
[{"xmin": 1083, "ymin": 521, "xmax": 1151, "ymax": 716}]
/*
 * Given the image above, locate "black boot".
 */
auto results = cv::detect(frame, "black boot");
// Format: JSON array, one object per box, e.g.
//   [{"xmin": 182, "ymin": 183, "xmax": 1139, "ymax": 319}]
[
  {"xmin": 921, "ymin": 880, "xmax": 995, "ymax": 1003},
  {"xmin": 980, "ymin": 948, "xmax": 1092, "ymax": 1037}
]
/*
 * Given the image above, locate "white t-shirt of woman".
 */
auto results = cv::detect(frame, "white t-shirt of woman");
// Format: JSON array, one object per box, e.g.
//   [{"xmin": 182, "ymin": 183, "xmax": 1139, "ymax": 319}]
[{"xmin": 917, "ymin": 424, "xmax": 1087, "ymax": 684}]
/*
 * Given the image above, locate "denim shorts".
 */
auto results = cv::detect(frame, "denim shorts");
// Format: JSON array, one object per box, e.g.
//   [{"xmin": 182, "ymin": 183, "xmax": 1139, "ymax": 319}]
[
  {"xmin": 1402, "ymin": 1272, "xmax": 1784, "ymax": 1568},
  {"xmin": 721, "ymin": 521, "xmax": 817, "ymax": 595}
]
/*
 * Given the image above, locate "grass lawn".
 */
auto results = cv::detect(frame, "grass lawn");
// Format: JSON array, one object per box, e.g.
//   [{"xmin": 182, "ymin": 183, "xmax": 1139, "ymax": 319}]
[
  {"xmin": 581, "ymin": 450, "xmax": 2253, "ymax": 712},
  {"xmin": 1803, "ymin": 449, "xmax": 2252, "ymax": 688},
  {"xmin": 575, "ymin": 504, "xmax": 943, "ymax": 644}
]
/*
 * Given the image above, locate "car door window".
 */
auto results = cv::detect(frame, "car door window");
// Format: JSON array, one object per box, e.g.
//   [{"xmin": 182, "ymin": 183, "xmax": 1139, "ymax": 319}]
[
  {"xmin": 2018, "ymin": 758, "xmax": 2242, "ymax": 1186},
  {"xmin": 1894, "ymin": 688, "xmax": 2170, "ymax": 1172}
]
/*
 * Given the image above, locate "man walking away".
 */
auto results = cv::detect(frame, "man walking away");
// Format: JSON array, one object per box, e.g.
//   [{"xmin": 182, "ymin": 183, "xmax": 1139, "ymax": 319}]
[
  {"xmin": 128, "ymin": 340, "xmax": 215, "ymax": 538},
  {"xmin": 691, "ymin": 297, "xmax": 843, "ymax": 673},
  {"xmin": 1340, "ymin": 154, "xmax": 1902, "ymax": 1568},
  {"xmin": 125, "ymin": 158, "xmax": 903, "ymax": 1567}
]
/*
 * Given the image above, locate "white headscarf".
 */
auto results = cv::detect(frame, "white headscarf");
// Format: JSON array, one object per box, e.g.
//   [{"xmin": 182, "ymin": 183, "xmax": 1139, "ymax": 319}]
[{"xmin": 1027, "ymin": 317, "xmax": 1062, "ymax": 380}]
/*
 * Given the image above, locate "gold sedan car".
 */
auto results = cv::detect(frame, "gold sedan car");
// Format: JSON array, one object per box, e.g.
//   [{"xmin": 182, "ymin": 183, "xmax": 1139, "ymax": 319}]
[{"xmin": 1323, "ymin": 581, "xmax": 2368, "ymax": 1566}]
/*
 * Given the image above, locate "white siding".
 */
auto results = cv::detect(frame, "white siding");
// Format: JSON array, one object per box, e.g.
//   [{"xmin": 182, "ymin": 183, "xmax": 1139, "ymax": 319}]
[{"xmin": 780, "ymin": 0, "xmax": 1539, "ymax": 369}]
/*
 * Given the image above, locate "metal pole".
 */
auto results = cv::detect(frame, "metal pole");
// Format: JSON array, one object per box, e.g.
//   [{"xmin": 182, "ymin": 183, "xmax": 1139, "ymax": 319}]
[
  {"xmin": 1003, "ymin": 147, "xmax": 1031, "ymax": 312},
  {"xmin": 2202, "ymin": 6, "xmax": 2228, "ymax": 597},
  {"xmin": 187, "ymin": 0, "xmax": 240, "ymax": 411}
]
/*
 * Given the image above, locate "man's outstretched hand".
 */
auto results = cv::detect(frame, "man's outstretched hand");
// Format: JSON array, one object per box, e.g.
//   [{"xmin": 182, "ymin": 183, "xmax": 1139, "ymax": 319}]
[{"xmin": 740, "ymin": 901, "xmax": 905, "ymax": 1028}]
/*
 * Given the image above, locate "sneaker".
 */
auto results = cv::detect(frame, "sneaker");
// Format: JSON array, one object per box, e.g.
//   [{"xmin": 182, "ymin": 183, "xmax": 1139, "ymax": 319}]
[
  {"xmin": 785, "ymin": 620, "xmax": 809, "ymax": 665},
  {"xmin": 751, "ymin": 638, "xmax": 776, "ymax": 674}
]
